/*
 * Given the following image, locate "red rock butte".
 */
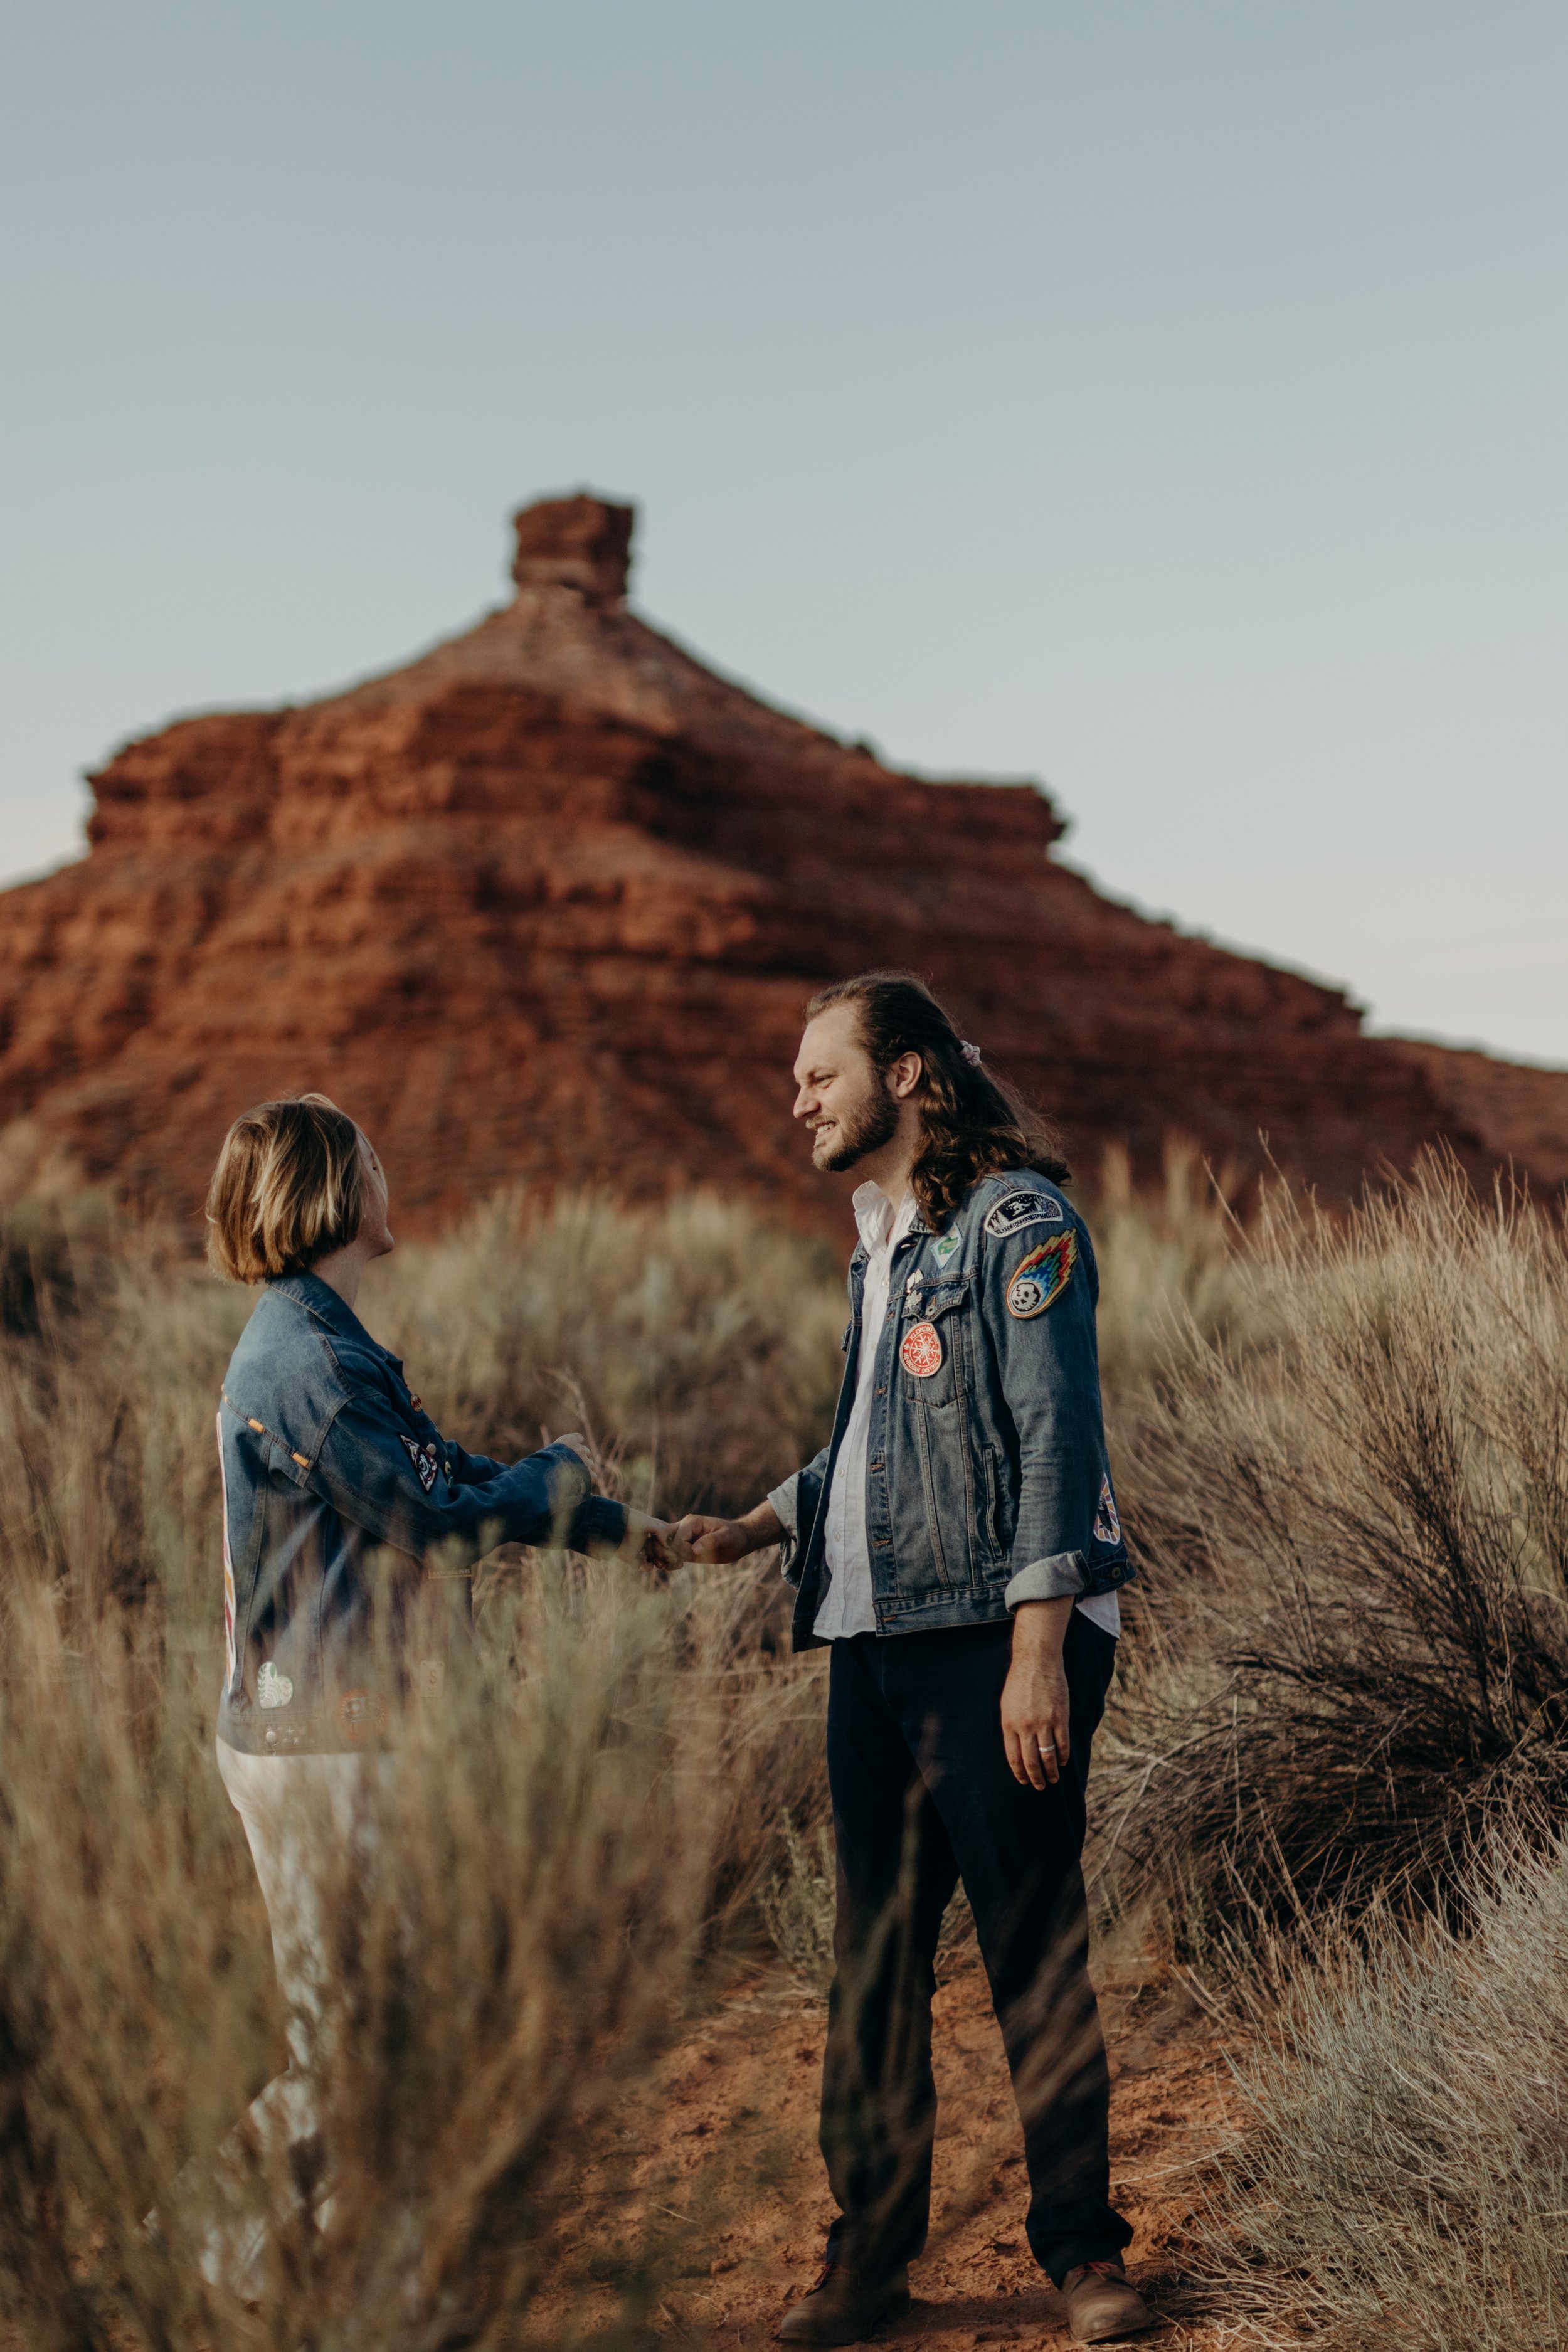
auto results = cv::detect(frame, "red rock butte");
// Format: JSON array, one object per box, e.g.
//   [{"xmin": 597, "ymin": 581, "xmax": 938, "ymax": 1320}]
[{"xmin": 2, "ymin": 491, "xmax": 1565, "ymax": 1232}]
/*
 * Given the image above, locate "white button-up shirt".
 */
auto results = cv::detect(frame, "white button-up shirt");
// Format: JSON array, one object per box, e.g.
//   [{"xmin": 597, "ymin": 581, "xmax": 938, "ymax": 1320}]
[{"xmin": 812, "ymin": 1183, "xmax": 918, "ymax": 1640}]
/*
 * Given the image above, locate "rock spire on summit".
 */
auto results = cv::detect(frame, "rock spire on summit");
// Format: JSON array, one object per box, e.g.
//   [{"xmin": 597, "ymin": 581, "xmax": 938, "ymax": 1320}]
[{"xmin": 511, "ymin": 492, "xmax": 634, "ymax": 607}]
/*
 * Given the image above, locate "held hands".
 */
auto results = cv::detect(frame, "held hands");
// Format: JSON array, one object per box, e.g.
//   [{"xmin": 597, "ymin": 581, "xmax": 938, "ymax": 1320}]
[
  {"xmin": 619, "ymin": 1509, "xmax": 689, "ymax": 1582},
  {"xmin": 669, "ymin": 1500, "xmax": 786, "ymax": 1564},
  {"xmin": 550, "ymin": 1434, "xmax": 780, "ymax": 1579},
  {"xmin": 1001, "ymin": 1597, "xmax": 1075, "ymax": 1790},
  {"xmin": 669, "ymin": 1517, "xmax": 755, "ymax": 1564},
  {"xmin": 549, "ymin": 1437, "xmax": 690, "ymax": 1581}
]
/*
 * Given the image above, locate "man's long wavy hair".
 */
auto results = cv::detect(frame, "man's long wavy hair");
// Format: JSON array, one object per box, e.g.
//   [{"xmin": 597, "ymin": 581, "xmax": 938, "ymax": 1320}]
[{"xmin": 806, "ymin": 970, "xmax": 1069, "ymax": 1228}]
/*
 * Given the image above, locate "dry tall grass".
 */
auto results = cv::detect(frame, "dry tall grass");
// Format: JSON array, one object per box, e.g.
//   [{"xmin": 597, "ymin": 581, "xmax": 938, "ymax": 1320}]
[
  {"xmin": 0, "ymin": 1188, "xmax": 843, "ymax": 2349},
  {"xmin": 1194, "ymin": 1833, "xmax": 1568, "ymax": 2350},
  {"xmin": 1089, "ymin": 1138, "xmax": 1243, "ymax": 1401},
  {"xmin": 1106, "ymin": 1156, "xmax": 1568, "ymax": 1934},
  {"xmin": 16, "ymin": 1150, "xmax": 1565, "ymax": 2348},
  {"xmin": 363, "ymin": 1190, "xmax": 847, "ymax": 1520},
  {"xmin": 0, "ymin": 1579, "xmax": 746, "ymax": 2351}
]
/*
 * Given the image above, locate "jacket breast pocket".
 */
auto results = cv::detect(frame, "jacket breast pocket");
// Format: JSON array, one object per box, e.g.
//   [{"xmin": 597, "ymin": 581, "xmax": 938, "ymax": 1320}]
[{"xmin": 898, "ymin": 1278, "xmax": 970, "ymax": 1407}]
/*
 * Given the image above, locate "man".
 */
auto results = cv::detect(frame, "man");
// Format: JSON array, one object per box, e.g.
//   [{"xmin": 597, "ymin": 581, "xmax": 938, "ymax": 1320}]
[{"xmin": 674, "ymin": 973, "xmax": 1152, "ymax": 2347}]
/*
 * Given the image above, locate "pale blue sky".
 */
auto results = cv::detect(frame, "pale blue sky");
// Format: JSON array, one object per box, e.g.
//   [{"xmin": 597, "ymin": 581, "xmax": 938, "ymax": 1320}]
[{"xmin": 3, "ymin": 2, "xmax": 1564, "ymax": 1060}]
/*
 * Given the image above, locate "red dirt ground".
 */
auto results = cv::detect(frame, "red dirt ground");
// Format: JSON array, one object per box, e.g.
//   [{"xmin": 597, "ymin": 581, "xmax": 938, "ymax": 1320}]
[{"xmin": 578, "ymin": 1931, "xmax": 1236, "ymax": 2351}]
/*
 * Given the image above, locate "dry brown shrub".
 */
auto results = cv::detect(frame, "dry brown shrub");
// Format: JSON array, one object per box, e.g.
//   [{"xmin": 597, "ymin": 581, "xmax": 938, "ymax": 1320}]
[
  {"xmin": 1088, "ymin": 1137, "xmax": 1245, "ymax": 1403},
  {"xmin": 1103, "ymin": 1152, "xmax": 1568, "ymax": 1932},
  {"xmin": 1190, "ymin": 1832, "xmax": 1568, "ymax": 2350},
  {"xmin": 361, "ymin": 1189, "xmax": 847, "ymax": 1519},
  {"xmin": 0, "ymin": 1186, "xmax": 844, "ymax": 2347},
  {"xmin": 0, "ymin": 1572, "xmax": 774, "ymax": 2350}
]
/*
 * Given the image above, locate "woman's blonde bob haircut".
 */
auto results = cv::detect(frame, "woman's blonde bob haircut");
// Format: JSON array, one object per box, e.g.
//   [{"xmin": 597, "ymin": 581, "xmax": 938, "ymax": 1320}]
[{"xmin": 206, "ymin": 1093, "xmax": 367, "ymax": 1284}]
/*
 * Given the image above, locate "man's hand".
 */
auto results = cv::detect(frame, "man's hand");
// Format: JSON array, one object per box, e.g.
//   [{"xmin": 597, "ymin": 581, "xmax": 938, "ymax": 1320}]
[
  {"xmin": 1001, "ymin": 1597, "xmax": 1076, "ymax": 1789},
  {"xmin": 670, "ymin": 1500, "xmax": 786, "ymax": 1564}
]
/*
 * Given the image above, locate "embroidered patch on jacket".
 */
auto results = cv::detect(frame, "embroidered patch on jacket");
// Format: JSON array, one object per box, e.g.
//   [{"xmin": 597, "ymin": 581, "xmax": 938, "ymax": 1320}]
[
  {"xmin": 400, "ymin": 1433, "xmax": 439, "ymax": 1493},
  {"xmin": 932, "ymin": 1229, "xmax": 962, "ymax": 1265},
  {"xmin": 340, "ymin": 1688, "xmax": 388, "ymax": 1745},
  {"xmin": 984, "ymin": 1189, "xmax": 1065, "ymax": 1240},
  {"xmin": 1091, "ymin": 1474, "xmax": 1122, "ymax": 1546},
  {"xmin": 904, "ymin": 1270, "xmax": 925, "ymax": 1303},
  {"xmin": 900, "ymin": 1322, "xmax": 944, "ymax": 1377},
  {"xmin": 1006, "ymin": 1231, "xmax": 1077, "ymax": 1319},
  {"xmin": 257, "ymin": 1660, "xmax": 294, "ymax": 1709}
]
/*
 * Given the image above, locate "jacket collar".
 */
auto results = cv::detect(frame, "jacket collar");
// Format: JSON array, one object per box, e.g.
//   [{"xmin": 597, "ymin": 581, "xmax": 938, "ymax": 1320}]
[{"xmin": 265, "ymin": 1271, "xmax": 380, "ymax": 1352}]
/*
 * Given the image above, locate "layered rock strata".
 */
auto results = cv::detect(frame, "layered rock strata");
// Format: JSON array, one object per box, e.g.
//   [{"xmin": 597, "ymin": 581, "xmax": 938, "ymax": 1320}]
[{"xmin": 1, "ymin": 494, "xmax": 1563, "ymax": 1229}]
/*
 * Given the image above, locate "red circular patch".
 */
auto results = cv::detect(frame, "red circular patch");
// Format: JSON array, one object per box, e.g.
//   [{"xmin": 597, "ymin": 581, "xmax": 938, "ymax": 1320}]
[{"xmin": 900, "ymin": 1321, "xmax": 944, "ymax": 1378}]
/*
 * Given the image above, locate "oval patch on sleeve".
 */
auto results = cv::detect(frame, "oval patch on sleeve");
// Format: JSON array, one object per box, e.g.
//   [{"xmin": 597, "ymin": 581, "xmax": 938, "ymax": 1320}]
[
  {"xmin": 1006, "ymin": 1231, "xmax": 1077, "ymax": 1318},
  {"xmin": 899, "ymin": 1322, "xmax": 944, "ymax": 1377},
  {"xmin": 984, "ymin": 1189, "xmax": 1065, "ymax": 1239}
]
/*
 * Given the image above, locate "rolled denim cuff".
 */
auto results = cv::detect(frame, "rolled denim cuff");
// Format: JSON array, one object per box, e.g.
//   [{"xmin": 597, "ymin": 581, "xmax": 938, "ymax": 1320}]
[
  {"xmin": 1004, "ymin": 1549, "xmax": 1089, "ymax": 1610},
  {"xmin": 765, "ymin": 1477, "xmax": 798, "ymax": 1537},
  {"xmin": 571, "ymin": 1494, "xmax": 629, "ymax": 1552}
]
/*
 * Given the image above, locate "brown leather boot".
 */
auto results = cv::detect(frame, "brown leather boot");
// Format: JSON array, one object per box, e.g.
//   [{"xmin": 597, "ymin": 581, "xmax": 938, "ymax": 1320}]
[
  {"xmin": 1061, "ymin": 2259, "xmax": 1157, "ymax": 2343},
  {"xmin": 776, "ymin": 2260, "xmax": 911, "ymax": 2344}
]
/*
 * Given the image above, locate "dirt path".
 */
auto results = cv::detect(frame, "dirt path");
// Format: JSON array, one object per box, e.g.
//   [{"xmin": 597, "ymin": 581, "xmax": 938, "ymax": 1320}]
[{"xmin": 607, "ymin": 1932, "xmax": 1238, "ymax": 2350}]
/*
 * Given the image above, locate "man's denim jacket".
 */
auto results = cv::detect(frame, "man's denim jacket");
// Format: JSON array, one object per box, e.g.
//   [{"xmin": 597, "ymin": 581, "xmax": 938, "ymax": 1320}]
[
  {"xmin": 216, "ymin": 1273, "xmax": 627, "ymax": 1756},
  {"xmin": 770, "ymin": 1170, "xmax": 1133, "ymax": 1650}
]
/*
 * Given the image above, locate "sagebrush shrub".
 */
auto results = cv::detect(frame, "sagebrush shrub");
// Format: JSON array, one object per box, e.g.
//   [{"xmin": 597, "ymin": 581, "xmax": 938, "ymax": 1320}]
[{"xmin": 1106, "ymin": 1154, "xmax": 1568, "ymax": 1927}]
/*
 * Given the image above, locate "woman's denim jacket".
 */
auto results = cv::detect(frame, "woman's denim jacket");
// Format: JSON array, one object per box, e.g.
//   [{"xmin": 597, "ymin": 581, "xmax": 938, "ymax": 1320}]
[
  {"xmin": 215, "ymin": 1273, "xmax": 627, "ymax": 1756},
  {"xmin": 770, "ymin": 1170, "xmax": 1133, "ymax": 1650}
]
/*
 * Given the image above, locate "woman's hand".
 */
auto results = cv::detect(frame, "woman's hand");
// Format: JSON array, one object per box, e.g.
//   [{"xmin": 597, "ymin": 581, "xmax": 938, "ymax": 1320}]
[
  {"xmin": 620, "ymin": 1510, "xmax": 689, "ymax": 1582},
  {"xmin": 1001, "ymin": 1597, "xmax": 1075, "ymax": 1789}
]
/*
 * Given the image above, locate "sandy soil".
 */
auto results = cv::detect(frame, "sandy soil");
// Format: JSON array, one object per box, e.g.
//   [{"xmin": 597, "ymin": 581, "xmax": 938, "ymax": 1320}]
[{"xmin": 583, "ymin": 1929, "xmax": 1240, "ymax": 2351}]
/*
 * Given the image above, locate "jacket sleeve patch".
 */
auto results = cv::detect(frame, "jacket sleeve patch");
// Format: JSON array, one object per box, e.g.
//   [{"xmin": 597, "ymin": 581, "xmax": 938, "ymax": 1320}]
[
  {"xmin": 985, "ymin": 1189, "xmax": 1065, "ymax": 1239},
  {"xmin": 400, "ymin": 1432, "xmax": 440, "ymax": 1493},
  {"xmin": 1091, "ymin": 1474, "xmax": 1122, "ymax": 1545},
  {"xmin": 1006, "ymin": 1231, "xmax": 1077, "ymax": 1319}
]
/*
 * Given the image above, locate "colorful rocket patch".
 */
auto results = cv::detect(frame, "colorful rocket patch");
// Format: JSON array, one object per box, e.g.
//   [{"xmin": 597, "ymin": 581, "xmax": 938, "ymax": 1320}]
[
  {"xmin": 1006, "ymin": 1231, "xmax": 1076, "ymax": 1319},
  {"xmin": 1091, "ymin": 1474, "xmax": 1122, "ymax": 1546}
]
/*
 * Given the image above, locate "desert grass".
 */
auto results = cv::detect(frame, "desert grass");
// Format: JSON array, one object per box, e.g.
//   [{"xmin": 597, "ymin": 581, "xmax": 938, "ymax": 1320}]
[
  {"xmin": 0, "ymin": 1576, "xmax": 749, "ymax": 2352},
  {"xmin": 1189, "ymin": 1831, "xmax": 1568, "ymax": 2350},
  {"xmin": 0, "ymin": 1189, "xmax": 846, "ymax": 2349},
  {"xmin": 12, "ymin": 1151, "xmax": 1568, "ymax": 2346},
  {"xmin": 1103, "ymin": 1153, "xmax": 1568, "ymax": 1936},
  {"xmin": 361, "ymin": 1189, "xmax": 848, "ymax": 1521},
  {"xmin": 1090, "ymin": 1137, "xmax": 1244, "ymax": 1403}
]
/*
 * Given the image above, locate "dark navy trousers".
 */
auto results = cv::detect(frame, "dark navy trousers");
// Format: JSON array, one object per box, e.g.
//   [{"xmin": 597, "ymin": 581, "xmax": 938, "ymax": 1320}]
[{"xmin": 819, "ymin": 1613, "xmax": 1130, "ymax": 2289}]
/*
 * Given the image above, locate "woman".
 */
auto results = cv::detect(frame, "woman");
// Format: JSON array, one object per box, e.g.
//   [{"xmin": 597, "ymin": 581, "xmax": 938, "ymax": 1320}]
[{"xmin": 200, "ymin": 1091, "xmax": 667, "ymax": 2289}]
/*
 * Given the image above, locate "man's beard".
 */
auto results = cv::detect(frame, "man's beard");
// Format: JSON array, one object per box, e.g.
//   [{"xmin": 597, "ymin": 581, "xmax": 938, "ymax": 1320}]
[{"xmin": 812, "ymin": 1082, "xmax": 901, "ymax": 1173}]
